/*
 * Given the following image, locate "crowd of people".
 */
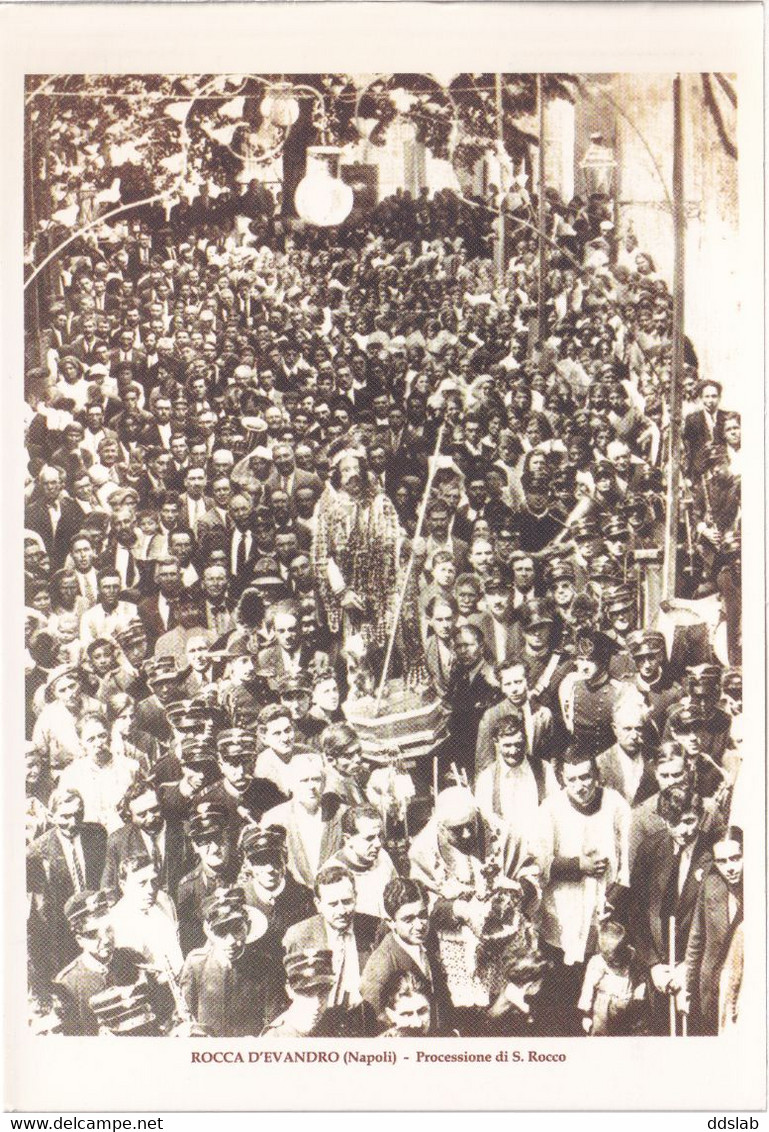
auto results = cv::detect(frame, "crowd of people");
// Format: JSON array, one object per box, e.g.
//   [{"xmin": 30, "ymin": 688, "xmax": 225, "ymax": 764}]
[{"xmin": 24, "ymin": 166, "xmax": 744, "ymax": 1040}]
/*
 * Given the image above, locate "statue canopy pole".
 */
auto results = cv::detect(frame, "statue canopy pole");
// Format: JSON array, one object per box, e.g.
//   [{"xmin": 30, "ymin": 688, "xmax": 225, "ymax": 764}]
[{"xmin": 663, "ymin": 74, "xmax": 686, "ymax": 601}]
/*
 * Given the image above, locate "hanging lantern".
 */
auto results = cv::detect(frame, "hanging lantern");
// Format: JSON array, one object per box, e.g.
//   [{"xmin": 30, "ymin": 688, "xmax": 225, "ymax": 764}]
[
  {"xmin": 580, "ymin": 133, "xmax": 617, "ymax": 196},
  {"xmin": 294, "ymin": 146, "xmax": 353, "ymax": 227},
  {"xmin": 260, "ymin": 83, "xmax": 300, "ymax": 129}
]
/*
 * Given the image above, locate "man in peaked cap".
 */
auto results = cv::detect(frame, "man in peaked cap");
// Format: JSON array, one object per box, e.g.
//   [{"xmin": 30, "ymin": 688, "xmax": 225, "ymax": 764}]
[
  {"xmin": 559, "ymin": 629, "xmax": 622, "ymax": 759},
  {"xmin": 134, "ymin": 654, "xmax": 188, "ymax": 744},
  {"xmin": 511, "ymin": 468, "xmax": 565, "ymax": 554},
  {"xmin": 238, "ymin": 825, "xmax": 315, "ymax": 940},
  {"xmin": 179, "ymin": 885, "xmax": 282, "ymax": 1037},
  {"xmin": 156, "ymin": 732, "xmax": 220, "ymax": 824},
  {"xmin": 601, "ymin": 584, "xmax": 638, "ymax": 680},
  {"xmin": 198, "ymin": 728, "xmax": 287, "ymax": 837},
  {"xmin": 261, "ymin": 948, "xmax": 336, "ymax": 1038},
  {"xmin": 511, "ymin": 597, "xmax": 573, "ymax": 730},
  {"xmin": 675, "ymin": 665, "xmax": 732, "ymax": 794},
  {"xmin": 547, "ymin": 558, "xmax": 577, "ymax": 619},
  {"xmin": 177, "ymin": 802, "xmax": 240, "ymax": 956},
  {"xmin": 55, "ymin": 889, "xmax": 169, "ymax": 1035},
  {"xmin": 625, "ymin": 629, "xmax": 682, "ymax": 739}
]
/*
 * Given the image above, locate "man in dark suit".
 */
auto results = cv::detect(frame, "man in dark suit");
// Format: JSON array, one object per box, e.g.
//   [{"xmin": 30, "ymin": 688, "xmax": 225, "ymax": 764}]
[
  {"xmin": 138, "ymin": 558, "xmax": 184, "ymax": 649},
  {"xmin": 109, "ymin": 329, "xmax": 148, "ymax": 386},
  {"xmin": 100, "ymin": 777, "xmax": 190, "ymax": 903},
  {"xmin": 626, "ymin": 783, "xmax": 714, "ymax": 1034},
  {"xmin": 27, "ymin": 787, "xmax": 107, "ymax": 984},
  {"xmin": 54, "ymin": 889, "xmax": 167, "ymax": 1035},
  {"xmin": 266, "ymin": 442, "xmax": 323, "ymax": 501},
  {"xmin": 283, "ymin": 863, "xmax": 380, "ymax": 1029},
  {"xmin": 225, "ymin": 491, "xmax": 260, "ymax": 600},
  {"xmin": 475, "ymin": 659, "xmax": 554, "ymax": 777},
  {"xmin": 684, "ymin": 826, "xmax": 743, "ymax": 1034},
  {"xmin": 682, "ymin": 380, "xmax": 728, "ymax": 477},
  {"xmin": 177, "ymin": 803, "xmax": 240, "ymax": 957},
  {"xmin": 25, "ymin": 465, "xmax": 84, "ymax": 569},
  {"xmin": 199, "ymin": 729, "xmax": 287, "ymax": 839},
  {"xmin": 361, "ymin": 876, "xmax": 448, "ymax": 1031},
  {"xmin": 470, "ymin": 576, "xmax": 522, "ymax": 667},
  {"xmin": 238, "ymin": 825, "xmax": 315, "ymax": 943},
  {"xmin": 446, "ymin": 622, "xmax": 501, "ymax": 784}
]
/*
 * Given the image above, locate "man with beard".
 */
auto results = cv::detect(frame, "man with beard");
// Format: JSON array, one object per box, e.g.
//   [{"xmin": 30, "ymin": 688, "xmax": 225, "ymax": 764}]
[
  {"xmin": 101, "ymin": 776, "xmax": 189, "ymax": 903},
  {"xmin": 176, "ymin": 803, "xmax": 239, "ymax": 956},
  {"xmin": 409, "ymin": 786, "xmax": 537, "ymax": 903},
  {"xmin": 180, "ymin": 887, "xmax": 283, "ymax": 1037}
]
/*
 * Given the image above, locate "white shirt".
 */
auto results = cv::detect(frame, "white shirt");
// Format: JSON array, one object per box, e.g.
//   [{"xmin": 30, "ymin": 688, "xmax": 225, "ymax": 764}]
[
  {"xmin": 80, "ymin": 600, "xmax": 137, "ymax": 645},
  {"xmin": 110, "ymin": 890, "xmax": 183, "ymax": 975},
  {"xmin": 75, "ymin": 567, "xmax": 99, "ymax": 605},
  {"xmin": 326, "ymin": 924, "xmax": 362, "ymax": 1006},
  {"xmin": 58, "ymin": 753, "xmax": 140, "ymax": 834},
  {"xmin": 676, "ymin": 842, "xmax": 695, "ymax": 895},
  {"xmin": 615, "ymin": 746, "xmax": 645, "ymax": 803},
  {"xmin": 158, "ymin": 593, "xmax": 171, "ymax": 630},
  {"xmin": 48, "ymin": 501, "xmax": 61, "ymax": 537},
  {"xmin": 186, "ymin": 496, "xmax": 207, "ymax": 534},
  {"xmin": 254, "ymin": 747, "xmax": 293, "ymax": 796},
  {"xmin": 292, "ymin": 804, "xmax": 324, "ymax": 877},
  {"xmin": 475, "ymin": 757, "xmax": 542, "ymax": 846},
  {"xmin": 56, "ymin": 829, "xmax": 87, "ymax": 890}
]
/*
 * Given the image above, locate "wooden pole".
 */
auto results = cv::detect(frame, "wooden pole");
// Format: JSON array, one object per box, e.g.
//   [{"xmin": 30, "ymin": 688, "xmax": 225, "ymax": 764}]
[
  {"xmin": 668, "ymin": 913, "xmax": 677, "ymax": 1036},
  {"xmin": 537, "ymin": 73, "xmax": 547, "ymax": 342},
  {"xmin": 373, "ymin": 420, "xmax": 447, "ymax": 712},
  {"xmin": 494, "ymin": 72, "xmax": 505, "ymax": 289},
  {"xmin": 663, "ymin": 74, "xmax": 686, "ymax": 600}
]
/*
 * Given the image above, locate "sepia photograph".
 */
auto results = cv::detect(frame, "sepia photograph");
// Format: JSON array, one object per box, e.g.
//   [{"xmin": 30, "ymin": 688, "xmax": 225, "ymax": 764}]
[{"xmin": 3, "ymin": 0, "xmax": 765, "ymax": 1114}]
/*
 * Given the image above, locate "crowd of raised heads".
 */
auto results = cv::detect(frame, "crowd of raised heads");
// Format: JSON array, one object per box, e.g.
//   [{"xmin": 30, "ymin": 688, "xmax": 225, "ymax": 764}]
[{"xmin": 25, "ymin": 176, "xmax": 743, "ymax": 1039}]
